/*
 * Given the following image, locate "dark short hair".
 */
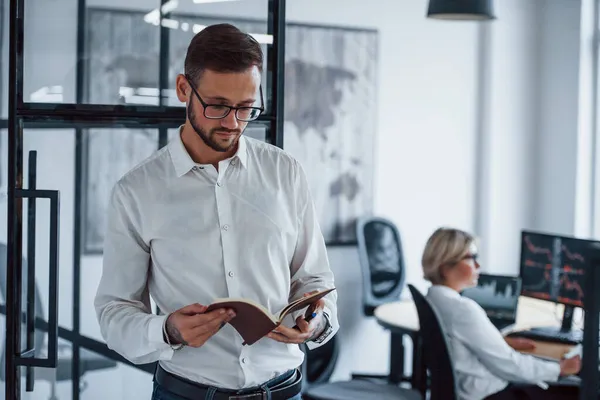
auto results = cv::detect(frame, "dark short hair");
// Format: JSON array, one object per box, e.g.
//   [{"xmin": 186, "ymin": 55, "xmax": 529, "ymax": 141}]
[{"xmin": 184, "ymin": 23, "xmax": 264, "ymax": 84}]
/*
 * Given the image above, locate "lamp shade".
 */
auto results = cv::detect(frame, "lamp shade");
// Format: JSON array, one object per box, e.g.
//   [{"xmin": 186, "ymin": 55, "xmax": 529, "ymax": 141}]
[{"xmin": 427, "ymin": 0, "xmax": 495, "ymax": 20}]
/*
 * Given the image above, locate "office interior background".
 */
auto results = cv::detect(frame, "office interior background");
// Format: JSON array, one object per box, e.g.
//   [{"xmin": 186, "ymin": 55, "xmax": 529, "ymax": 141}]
[{"xmin": 1, "ymin": 0, "xmax": 600, "ymax": 398}]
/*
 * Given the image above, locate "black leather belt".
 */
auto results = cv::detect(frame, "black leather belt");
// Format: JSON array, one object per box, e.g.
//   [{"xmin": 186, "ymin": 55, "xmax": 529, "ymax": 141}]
[{"xmin": 154, "ymin": 365, "xmax": 302, "ymax": 400}]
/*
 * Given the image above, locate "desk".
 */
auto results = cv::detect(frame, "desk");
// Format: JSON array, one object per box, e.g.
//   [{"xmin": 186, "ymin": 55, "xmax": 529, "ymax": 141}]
[{"xmin": 374, "ymin": 296, "xmax": 580, "ymax": 393}]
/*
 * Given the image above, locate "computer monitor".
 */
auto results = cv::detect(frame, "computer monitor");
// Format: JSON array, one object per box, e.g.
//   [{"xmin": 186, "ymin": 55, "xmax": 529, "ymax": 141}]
[
  {"xmin": 461, "ymin": 274, "xmax": 521, "ymax": 330},
  {"xmin": 519, "ymin": 230, "xmax": 594, "ymax": 335}
]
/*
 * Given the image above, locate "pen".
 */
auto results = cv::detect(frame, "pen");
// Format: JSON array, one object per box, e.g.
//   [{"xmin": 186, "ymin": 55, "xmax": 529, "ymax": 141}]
[{"xmin": 305, "ymin": 311, "xmax": 318, "ymax": 322}]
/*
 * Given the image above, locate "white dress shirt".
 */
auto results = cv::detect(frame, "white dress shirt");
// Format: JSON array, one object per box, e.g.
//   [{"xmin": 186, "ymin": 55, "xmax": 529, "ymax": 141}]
[
  {"xmin": 94, "ymin": 132, "xmax": 338, "ymax": 389},
  {"xmin": 426, "ymin": 285, "xmax": 560, "ymax": 400}
]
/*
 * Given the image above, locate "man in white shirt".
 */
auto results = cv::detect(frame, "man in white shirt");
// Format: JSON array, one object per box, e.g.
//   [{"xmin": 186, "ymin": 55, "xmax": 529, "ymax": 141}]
[
  {"xmin": 94, "ymin": 23, "xmax": 338, "ymax": 400},
  {"xmin": 421, "ymin": 228, "xmax": 581, "ymax": 400}
]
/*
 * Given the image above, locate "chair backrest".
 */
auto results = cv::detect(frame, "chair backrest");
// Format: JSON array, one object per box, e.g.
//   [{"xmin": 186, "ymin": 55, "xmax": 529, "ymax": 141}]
[
  {"xmin": 408, "ymin": 284, "xmax": 458, "ymax": 400},
  {"xmin": 356, "ymin": 216, "xmax": 405, "ymax": 316},
  {"xmin": 0, "ymin": 242, "xmax": 46, "ymax": 380},
  {"xmin": 303, "ymin": 334, "xmax": 339, "ymax": 385}
]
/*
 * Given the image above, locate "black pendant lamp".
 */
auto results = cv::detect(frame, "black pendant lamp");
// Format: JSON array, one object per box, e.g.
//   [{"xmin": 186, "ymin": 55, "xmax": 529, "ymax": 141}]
[{"xmin": 427, "ymin": 0, "xmax": 495, "ymax": 21}]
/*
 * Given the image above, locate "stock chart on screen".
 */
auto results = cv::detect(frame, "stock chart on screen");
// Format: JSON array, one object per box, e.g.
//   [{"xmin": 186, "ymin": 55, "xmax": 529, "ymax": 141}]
[
  {"xmin": 462, "ymin": 275, "xmax": 520, "ymax": 320},
  {"xmin": 520, "ymin": 232, "xmax": 588, "ymax": 308}
]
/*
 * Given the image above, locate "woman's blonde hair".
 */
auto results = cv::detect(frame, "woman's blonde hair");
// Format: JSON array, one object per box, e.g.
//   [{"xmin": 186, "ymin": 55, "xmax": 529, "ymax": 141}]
[{"xmin": 421, "ymin": 227, "xmax": 476, "ymax": 284}]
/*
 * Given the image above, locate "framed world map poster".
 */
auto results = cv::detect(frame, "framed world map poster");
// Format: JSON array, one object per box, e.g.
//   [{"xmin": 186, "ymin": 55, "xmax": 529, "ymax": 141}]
[{"xmin": 283, "ymin": 23, "xmax": 378, "ymax": 245}]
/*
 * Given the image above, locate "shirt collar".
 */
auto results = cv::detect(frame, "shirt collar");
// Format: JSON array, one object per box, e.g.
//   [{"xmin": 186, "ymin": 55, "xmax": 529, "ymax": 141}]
[
  {"xmin": 169, "ymin": 127, "xmax": 196, "ymax": 177},
  {"xmin": 168, "ymin": 128, "xmax": 248, "ymax": 177}
]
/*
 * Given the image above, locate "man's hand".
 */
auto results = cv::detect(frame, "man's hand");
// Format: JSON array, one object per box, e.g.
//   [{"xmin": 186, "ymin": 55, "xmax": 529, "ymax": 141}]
[
  {"xmin": 267, "ymin": 292, "xmax": 326, "ymax": 344},
  {"xmin": 505, "ymin": 337, "xmax": 536, "ymax": 351},
  {"xmin": 165, "ymin": 303, "xmax": 235, "ymax": 348}
]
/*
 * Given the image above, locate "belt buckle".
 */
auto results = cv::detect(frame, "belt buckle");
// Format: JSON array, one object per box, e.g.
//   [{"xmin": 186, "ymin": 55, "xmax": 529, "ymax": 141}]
[{"xmin": 228, "ymin": 388, "xmax": 267, "ymax": 400}]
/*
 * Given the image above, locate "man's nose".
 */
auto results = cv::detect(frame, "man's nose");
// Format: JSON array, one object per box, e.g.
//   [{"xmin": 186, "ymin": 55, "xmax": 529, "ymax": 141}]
[{"xmin": 221, "ymin": 110, "xmax": 239, "ymax": 129}]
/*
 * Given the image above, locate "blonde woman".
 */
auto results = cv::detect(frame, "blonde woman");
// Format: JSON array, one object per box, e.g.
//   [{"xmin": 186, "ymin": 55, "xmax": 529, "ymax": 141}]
[{"xmin": 421, "ymin": 227, "xmax": 582, "ymax": 400}]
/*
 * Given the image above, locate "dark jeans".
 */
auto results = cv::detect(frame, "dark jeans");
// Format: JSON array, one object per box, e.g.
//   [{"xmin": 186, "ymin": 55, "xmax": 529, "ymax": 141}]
[
  {"xmin": 151, "ymin": 370, "xmax": 302, "ymax": 400},
  {"xmin": 152, "ymin": 383, "xmax": 302, "ymax": 400},
  {"xmin": 484, "ymin": 383, "xmax": 582, "ymax": 400}
]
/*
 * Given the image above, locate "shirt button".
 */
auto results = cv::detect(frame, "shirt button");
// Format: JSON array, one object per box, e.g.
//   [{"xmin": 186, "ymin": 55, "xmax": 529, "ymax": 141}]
[
  {"xmin": 217, "ymin": 181, "xmax": 222, "ymax": 187},
  {"xmin": 222, "ymin": 224, "xmax": 229, "ymax": 231},
  {"xmin": 241, "ymin": 357, "xmax": 247, "ymax": 364},
  {"xmin": 231, "ymin": 160, "xmax": 236, "ymax": 166},
  {"xmin": 228, "ymin": 271, "xmax": 235, "ymax": 277}
]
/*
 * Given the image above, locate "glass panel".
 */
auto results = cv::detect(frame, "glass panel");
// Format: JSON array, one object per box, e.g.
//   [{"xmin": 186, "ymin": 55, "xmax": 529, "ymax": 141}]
[
  {"xmin": 22, "ymin": 128, "xmax": 76, "ymax": 331},
  {"xmin": 168, "ymin": 0, "xmax": 270, "ymax": 111},
  {"xmin": 23, "ymin": 0, "xmax": 160, "ymax": 106},
  {"xmin": 19, "ymin": 341, "xmax": 73, "ymax": 400},
  {"xmin": 80, "ymin": 128, "xmax": 160, "ymax": 339},
  {"xmin": 245, "ymin": 122, "xmax": 269, "ymax": 142},
  {"xmin": 79, "ymin": 350, "xmax": 152, "ymax": 399},
  {"xmin": 85, "ymin": 4, "xmax": 161, "ymax": 106},
  {"xmin": 23, "ymin": 0, "xmax": 79, "ymax": 104},
  {"xmin": 82, "ymin": 0, "xmax": 269, "ymax": 108}
]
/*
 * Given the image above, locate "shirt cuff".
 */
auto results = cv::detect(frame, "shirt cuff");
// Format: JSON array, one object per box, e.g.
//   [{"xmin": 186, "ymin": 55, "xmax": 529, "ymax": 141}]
[
  {"xmin": 549, "ymin": 362, "xmax": 562, "ymax": 381},
  {"xmin": 148, "ymin": 314, "xmax": 176, "ymax": 359}
]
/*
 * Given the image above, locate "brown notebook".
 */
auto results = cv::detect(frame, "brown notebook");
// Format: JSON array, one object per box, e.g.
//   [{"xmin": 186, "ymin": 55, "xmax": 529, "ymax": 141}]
[{"xmin": 205, "ymin": 288, "xmax": 336, "ymax": 345}]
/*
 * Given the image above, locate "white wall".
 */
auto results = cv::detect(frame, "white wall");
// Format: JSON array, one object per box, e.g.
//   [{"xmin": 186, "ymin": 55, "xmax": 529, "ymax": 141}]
[
  {"xmin": 475, "ymin": 0, "xmax": 545, "ymax": 275},
  {"xmin": 534, "ymin": 0, "xmax": 584, "ymax": 237},
  {"xmin": 474, "ymin": 0, "xmax": 593, "ymax": 275},
  {"xmin": 287, "ymin": 0, "xmax": 479, "ymax": 380}
]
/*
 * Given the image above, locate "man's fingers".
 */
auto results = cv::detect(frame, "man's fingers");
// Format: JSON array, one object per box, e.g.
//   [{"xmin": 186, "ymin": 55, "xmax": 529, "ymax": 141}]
[
  {"xmin": 267, "ymin": 331, "xmax": 306, "ymax": 344},
  {"xmin": 268, "ymin": 331, "xmax": 293, "ymax": 343},
  {"xmin": 179, "ymin": 303, "xmax": 207, "ymax": 315},
  {"xmin": 271, "ymin": 325, "xmax": 311, "ymax": 342},
  {"xmin": 311, "ymin": 299, "xmax": 325, "ymax": 313},
  {"xmin": 191, "ymin": 308, "xmax": 235, "ymax": 329},
  {"xmin": 296, "ymin": 317, "xmax": 310, "ymax": 333},
  {"xmin": 193, "ymin": 319, "xmax": 227, "ymax": 339}
]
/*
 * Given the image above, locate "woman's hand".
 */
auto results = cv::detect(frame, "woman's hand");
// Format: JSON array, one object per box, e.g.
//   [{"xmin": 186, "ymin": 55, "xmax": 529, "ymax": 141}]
[
  {"xmin": 505, "ymin": 336, "xmax": 537, "ymax": 351},
  {"xmin": 559, "ymin": 355, "xmax": 581, "ymax": 376}
]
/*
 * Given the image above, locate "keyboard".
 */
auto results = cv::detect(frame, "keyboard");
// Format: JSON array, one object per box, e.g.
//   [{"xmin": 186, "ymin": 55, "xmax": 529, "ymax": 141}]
[{"xmin": 508, "ymin": 328, "xmax": 582, "ymax": 345}]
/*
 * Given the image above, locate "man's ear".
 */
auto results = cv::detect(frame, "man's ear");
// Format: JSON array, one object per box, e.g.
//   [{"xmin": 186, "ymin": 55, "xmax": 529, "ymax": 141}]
[{"xmin": 175, "ymin": 74, "xmax": 189, "ymax": 103}]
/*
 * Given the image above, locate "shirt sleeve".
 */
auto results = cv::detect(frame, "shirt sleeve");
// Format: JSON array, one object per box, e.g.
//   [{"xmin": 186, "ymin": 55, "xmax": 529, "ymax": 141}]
[
  {"xmin": 288, "ymin": 161, "xmax": 339, "ymax": 350},
  {"xmin": 94, "ymin": 181, "xmax": 174, "ymax": 364},
  {"xmin": 452, "ymin": 300, "xmax": 561, "ymax": 383}
]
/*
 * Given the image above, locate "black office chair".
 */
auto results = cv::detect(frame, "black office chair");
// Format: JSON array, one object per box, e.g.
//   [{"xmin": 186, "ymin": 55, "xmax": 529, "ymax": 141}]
[
  {"xmin": 0, "ymin": 243, "xmax": 117, "ymax": 400},
  {"xmin": 302, "ymin": 334, "xmax": 340, "ymax": 386},
  {"xmin": 302, "ymin": 340, "xmax": 422, "ymax": 400},
  {"xmin": 357, "ymin": 216, "xmax": 406, "ymax": 316},
  {"xmin": 408, "ymin": 284, "xmax": 458, "ymax": 400},
  {"xmin": 352, "ymin": 216, "xmax": 407, "ymax": 382}
]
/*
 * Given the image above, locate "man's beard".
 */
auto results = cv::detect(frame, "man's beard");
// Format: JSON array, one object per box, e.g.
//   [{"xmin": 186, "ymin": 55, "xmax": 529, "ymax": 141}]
[{"xmin": 188, "ymin": 105, "xmax": 241, "ymax": 153}]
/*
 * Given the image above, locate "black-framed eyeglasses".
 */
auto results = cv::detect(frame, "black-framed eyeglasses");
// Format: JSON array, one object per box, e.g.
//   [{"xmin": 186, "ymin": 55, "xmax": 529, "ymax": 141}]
[
  {"xmin": 185, "ymin": 74, "xmax": 264, "ymax": 122},
  {"xmin": 445, "ymin": 253, "xmax": 478, "ymax": 267},
  {"xmin": 462, "ymin": 254, "xmax": 478, "ymax": 262}
]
